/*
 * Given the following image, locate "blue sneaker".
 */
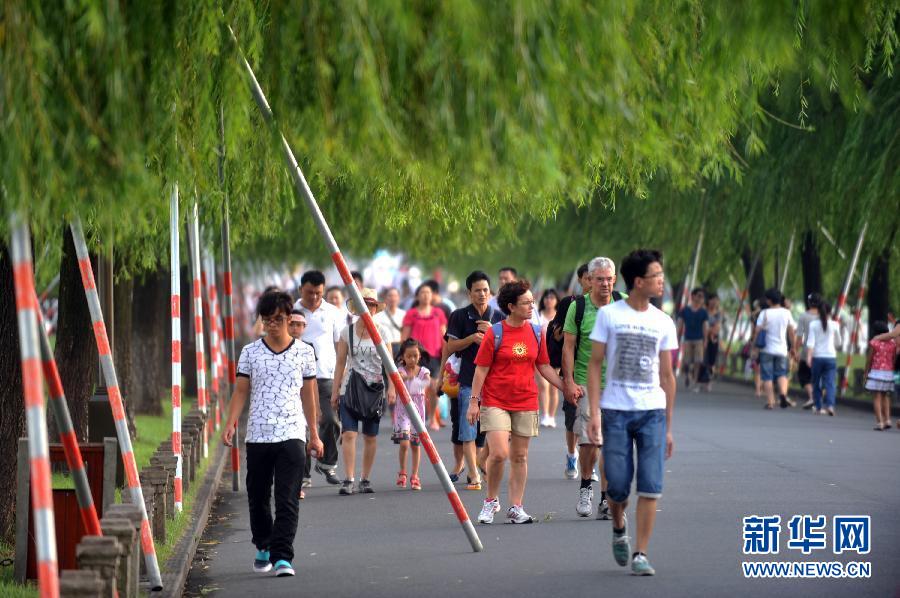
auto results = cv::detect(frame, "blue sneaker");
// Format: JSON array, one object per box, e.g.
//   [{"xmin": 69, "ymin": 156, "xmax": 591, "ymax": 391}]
[
  {"xmin": 273, "ymin": 560, "xmax": 295, "ymax": 577},
  {"xmin": 612, "ymin": 514, "xmax": 630, "ymax": 567},
  {"xmin": 631, "ymin": 553, "xmax": 656, "ymax": 576},
  {"xmin": 253, "ymin": 550, "xmax": 272, "ymax": 573},
  {"xmin": 565, "ymin": 454, "xmax": 578, "ymax": 480}
]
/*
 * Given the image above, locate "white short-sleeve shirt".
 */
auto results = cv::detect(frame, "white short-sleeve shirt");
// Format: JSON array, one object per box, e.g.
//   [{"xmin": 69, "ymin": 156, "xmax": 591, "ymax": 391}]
[
  {"xmin": 756, "ymin": 307, "xmax": 796, "ymax": 357},
  {"xmin": 237, "ymin": 338, "xmax": 317, "ymax": 443},
  {"xmin": 589, "ymin": 300, "xmax": 678, "ymax": 411},
  {"xmin": 295, "ymin": 299, "xmax": 344, "ymax": 379}
]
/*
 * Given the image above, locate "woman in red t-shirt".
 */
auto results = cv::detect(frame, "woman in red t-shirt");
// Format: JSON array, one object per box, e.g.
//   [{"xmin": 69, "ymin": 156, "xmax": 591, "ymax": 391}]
[
  {"xmin": 401, "ymin": 284, "xmax": 447, "ymax": 371},
  {"xmin": 466, "ymin": 280, "xmax": 571, "ymax": 524}
]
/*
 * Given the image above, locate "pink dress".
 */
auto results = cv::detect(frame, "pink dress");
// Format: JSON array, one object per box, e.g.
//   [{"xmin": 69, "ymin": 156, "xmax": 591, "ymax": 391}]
[
  {"xmin": 393, "ymin": 366, "xmax": 430, "ymax": 442},
  {"xmin": 866, "ymin": 339, "xmax": 897, "ymax": 392}
]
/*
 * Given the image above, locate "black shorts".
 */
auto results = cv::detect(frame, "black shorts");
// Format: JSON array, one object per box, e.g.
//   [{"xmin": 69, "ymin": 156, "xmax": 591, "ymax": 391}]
[
  {"xmin": 450, "ymin": 396, "xmax": 485, "ymax": 448},
  {"xmin": 563, "ymin": 400, "xmax": 577, "ymax": 432},
  {"xmin": 797, "ymin": 360, "xmax": 812, "ymax": 386}
]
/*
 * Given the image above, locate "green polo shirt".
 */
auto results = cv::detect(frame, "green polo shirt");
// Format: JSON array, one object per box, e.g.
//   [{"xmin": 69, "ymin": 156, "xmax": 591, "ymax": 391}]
[{"xmin": 563, "ymin": 292, "xmax": 626, "ymax": 385}]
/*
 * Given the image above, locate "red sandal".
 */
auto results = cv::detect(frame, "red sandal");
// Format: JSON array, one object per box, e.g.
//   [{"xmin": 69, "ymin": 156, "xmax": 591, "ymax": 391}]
[
  {"xmin": 396, "ymin": 471, "xmax": 407, "ymax": 488},
  {"xmin": 410, "ymin": 475, "xmax": 422, "ymax": 491}
]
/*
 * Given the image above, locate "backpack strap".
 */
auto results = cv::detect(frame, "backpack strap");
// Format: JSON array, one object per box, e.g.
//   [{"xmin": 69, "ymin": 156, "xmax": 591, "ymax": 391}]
[
  {"xmin": 531, "ymin": 322, "xmax": 542, "ymax": 350},
  {"xmin": 492, "ymin": 321, "xmax": 504, "ymax": 354},
  {"xmin": 573, "ymin": 295, "xmax": 586, "ymax": 356}
]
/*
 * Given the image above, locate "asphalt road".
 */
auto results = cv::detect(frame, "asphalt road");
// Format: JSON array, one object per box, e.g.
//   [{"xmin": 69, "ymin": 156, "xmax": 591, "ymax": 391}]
[{"xmin": 185, "ymin": 380, "xmax": 899, "ymax": 598}]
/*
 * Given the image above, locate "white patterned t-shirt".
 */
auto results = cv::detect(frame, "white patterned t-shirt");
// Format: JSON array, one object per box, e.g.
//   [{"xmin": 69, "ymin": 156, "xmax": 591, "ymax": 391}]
[{"xmin": 237, "ymin": 338, "xmax": 317, "ymax": 443}]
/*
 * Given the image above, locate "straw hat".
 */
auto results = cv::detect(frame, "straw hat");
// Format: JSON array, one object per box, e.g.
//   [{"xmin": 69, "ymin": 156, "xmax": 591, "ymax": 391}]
[{"xmin": 346, "ymin": 288, "xmax": 385, "ymax": 315}]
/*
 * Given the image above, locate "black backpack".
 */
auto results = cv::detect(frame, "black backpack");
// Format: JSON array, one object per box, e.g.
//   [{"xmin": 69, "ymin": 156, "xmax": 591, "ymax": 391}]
[{"xmin": 548, "ymin": 292, "xmax": 624, "ymax": 370}]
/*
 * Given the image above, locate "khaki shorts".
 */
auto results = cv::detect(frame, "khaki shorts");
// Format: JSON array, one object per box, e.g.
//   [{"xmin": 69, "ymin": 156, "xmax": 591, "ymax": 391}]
[
  {"xmin": 480, "ymin": 407, "xmax": 539, "ymax": 438},
  {"xmin": 682, "ymin": 340, "xmax": 704, "ymax": 365},
  {"xmin": 572, "ymin": 386, "xmax": 602, "ymax": 446}
]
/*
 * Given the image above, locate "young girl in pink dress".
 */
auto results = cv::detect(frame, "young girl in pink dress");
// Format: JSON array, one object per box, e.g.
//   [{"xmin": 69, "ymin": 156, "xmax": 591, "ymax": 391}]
[
  {"xmin": 866, "ymin": 321, "xmax": 898, "ymax": 430},
  {"xmin": 391, "ymin": 339, "xmax": 435, "ymax": 490}
]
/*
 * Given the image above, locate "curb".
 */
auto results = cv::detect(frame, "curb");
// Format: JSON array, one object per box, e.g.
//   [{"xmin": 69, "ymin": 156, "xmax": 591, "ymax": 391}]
[
  {"xmin": 152, "ymin": 440, "xmax": 229, "ymax": 597},
  {"xmin": 719, "ymin": 374, "xmax": 899, "ymax": 417}
]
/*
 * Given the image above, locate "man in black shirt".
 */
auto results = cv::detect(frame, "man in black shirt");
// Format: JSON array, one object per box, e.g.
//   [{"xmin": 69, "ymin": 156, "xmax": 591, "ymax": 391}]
[{"xmin": 445, "ymin": 271, "xmax": 505, "ymax": 490}]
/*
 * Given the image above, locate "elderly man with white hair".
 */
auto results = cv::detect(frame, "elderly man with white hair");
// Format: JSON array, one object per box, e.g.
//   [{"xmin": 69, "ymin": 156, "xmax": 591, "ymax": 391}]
[{"xmin": 562, "ymin": 256, "xmax": 626, "ymax": 520}]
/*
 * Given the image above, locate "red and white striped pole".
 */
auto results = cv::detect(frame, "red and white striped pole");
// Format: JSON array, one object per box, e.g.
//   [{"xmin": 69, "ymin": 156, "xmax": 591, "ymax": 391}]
[
  {"xmin": 70, "ymin": 218, "xmax": 163, "ymax": 590},
  {"xmin": 11, "ymin": 214, "xmax": 59, "ymax": 598},
  {"xmin": 202, "ymin": 246, "xmax": 222, "ymax": 430},
  {"xmin": 720, "ymin": 255, "xmax": 760, "ymax": 375},
  {"xmin": 229, "ymin": 24, "xmax": 483, "ymax": 552},
  {"xmin": 833, "ymin": 221, "xmax": 868, "ymax": 322},
  {"xmin": 35, "ymin": 294, "xmax": 103, "ymax": 536},
  {"xmin": 170, "ymin": 184, "xmax": 184, "ymax": 512},
  {"xmin": 839, "ymin": 258, "xmax": 870, "ymax": 397},
  {"xmin": 188, "ymin": 203, "xmax": 209, "ymax": 458},
  {"xmin": 221, "ymin": 202, "xmax": 240, "ymax": 492}
]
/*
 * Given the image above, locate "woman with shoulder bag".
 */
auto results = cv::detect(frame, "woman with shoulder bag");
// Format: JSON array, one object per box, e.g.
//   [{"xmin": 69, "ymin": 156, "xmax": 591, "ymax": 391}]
[{"xmin": 332, "ymin": 288, "xmax": 396, "ymax": 495}]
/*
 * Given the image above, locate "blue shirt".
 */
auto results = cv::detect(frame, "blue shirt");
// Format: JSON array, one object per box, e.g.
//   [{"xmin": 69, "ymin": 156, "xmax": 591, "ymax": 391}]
[{"xmin": 679, "ymin": 306, "xmax": 708, "ymax": 341}]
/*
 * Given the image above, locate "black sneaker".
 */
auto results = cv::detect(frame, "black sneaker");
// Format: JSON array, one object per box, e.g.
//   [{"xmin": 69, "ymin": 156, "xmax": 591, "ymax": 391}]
[
  {"xmin": 779, "ymin": 395, "xmax": 789, "ymax": 409},
  {"xmin": 339, "ymin": 480, "xmax": 355, "ymax": 495},
  {"xmin": 359, "ymin": 479, "xmax": 374, "ymax": 494},
  {"xmin": 315, "ymin": 463, "xmax": 341, "ymax": 485}
]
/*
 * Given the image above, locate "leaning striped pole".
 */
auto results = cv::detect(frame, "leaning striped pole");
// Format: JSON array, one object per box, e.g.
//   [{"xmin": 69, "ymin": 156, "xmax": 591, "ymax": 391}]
[
  {"xmin": 221, "ymin": 200, "xmax": 240, "ymax": 492},
  {"xmin": 201, "ymin": 246, "xmax": 221, "ymax": 430},
  {"xmin": 833, "ymin": 221, "xmax": 868, "ymax": 322},
  {"xmin": 720, "ymin": 255, "xmax": 760, "ymax": 374},
  {"xmin": 839, "ymin": 258, "xmax": 870, "ymax": 397},
  {"xmin": 778, "ymin": 230, "xmax": 796, "ymax": 293},
  {"xmin": 34, "ymin": 294, "xmax": 103, "ymax": 536},
  {"xmin": 70, "ymin": 219, "xmax": 163, "ymax": 590},
  {"xmin": 11, "ymin": 215, "xmax": 59, "ymax": 598},
  {"xmin": 188, "ymin": 204, "xmax": 209, "ymax": 458},
  {"xmin": 228, "ymin": 23, "xmax": 483, "ymax": 552},
  {"xmin": 170, "ymin": 184, "xmax": 184, "ymax": 512}
]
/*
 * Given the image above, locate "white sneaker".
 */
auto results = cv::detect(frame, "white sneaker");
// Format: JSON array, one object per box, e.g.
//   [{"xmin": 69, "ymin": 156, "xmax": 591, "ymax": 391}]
[
  {"xmin": 576, "ymin": 487, "xmax": 593, "ymax": 517},
  {"xmin": 478, "ymin": 498, "xmax": 501, "ymax": 524},
  {"xmin": 506, "ymin": 505, "xmax": 536, "ymax": 524}
]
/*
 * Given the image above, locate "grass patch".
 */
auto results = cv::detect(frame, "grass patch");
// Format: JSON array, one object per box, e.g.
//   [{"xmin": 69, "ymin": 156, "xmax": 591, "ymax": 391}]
[{"xmin": 0, "ymin": 541, "xmax": 37, "ymax": 598}]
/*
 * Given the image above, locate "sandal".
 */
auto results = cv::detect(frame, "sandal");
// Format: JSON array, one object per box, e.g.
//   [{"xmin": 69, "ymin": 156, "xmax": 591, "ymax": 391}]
[
  {"xmin": 873, "ymin": 423, "xmax": 885, "ymax": 431},
  {"xmin": 396, "ymin": 471, "xmax": 407, "ymax": 488},
  {"xmin": 465, "ymin": 478, "xmax": 482, "ymax": 491},
  {"xmin": 410, "ymin": 475, "xmax": 422, "ymax": 491}
]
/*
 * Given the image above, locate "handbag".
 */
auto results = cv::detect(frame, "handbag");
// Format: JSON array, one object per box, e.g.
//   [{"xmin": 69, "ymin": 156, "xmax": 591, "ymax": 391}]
[
  {"xmin": 754, "ymin": 312, "xmax": 767, "ymax": 349},
  {"xmin": 343, "ymin": 324, "xmax": 385, "ymax": 419}
]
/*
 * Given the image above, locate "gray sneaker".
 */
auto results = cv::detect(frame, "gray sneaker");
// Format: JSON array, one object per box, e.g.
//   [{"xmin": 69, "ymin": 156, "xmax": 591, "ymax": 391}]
[
  {"xmin": 338, "ymin": 479, "xmax": 355, "ymax": 495},
  {"xmin": 631, "ymin": 553, "xmax": 655, "ymax": 576},
  {"xmin": 576, "ymin": 487, "xmax": 593, "ymax": 517},
  {"xmin": 612, "ymin": 514, "xmax": 630, "ymax": 566},
  {"xmin": 596, "ymin": 496, "xmax": 611, "ymax": 520}
]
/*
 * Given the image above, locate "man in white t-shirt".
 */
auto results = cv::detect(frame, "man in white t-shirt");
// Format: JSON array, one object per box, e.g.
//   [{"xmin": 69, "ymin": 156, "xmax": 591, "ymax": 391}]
[
  {"xmin": 374, "ymin": 287, "xmax": 406, "ymax": 354},
  {"xmin": 294, "ymin": 270, "xmax": 344, "ymax": 484},
  {"xmin": 587, "ymin": 249, "xmax": 678, "ymax": 577},
  {"xmin": 752, "ymin": 288, "xmax": 797, "ymax": 409},
  {"xmin": 222, "ymin": 291, "xmax": 322, "ymax": 578}
]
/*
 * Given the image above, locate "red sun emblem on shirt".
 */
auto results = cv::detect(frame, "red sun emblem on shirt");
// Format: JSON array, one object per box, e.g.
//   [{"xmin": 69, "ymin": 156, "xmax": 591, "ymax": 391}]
[{"xmin": 512, "ymin": 342, "xmax": 528, "ymax": 360}]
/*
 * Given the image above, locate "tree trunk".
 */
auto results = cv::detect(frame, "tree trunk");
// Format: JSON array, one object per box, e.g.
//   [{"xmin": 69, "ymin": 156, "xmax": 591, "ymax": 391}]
[
  {"xmin": 53, "ymin": 226, "xmax": 98, "ymax": 442},
  {"xmin": 800, "ymin": 230, "xmax": 823, "ymax": 303},
  {"xmin": 181, "ymin": 265, "xmax": 197, "ymax": 397},
  {"xmin": 742, "ymin": 249, "xmax": 766, "ymax": 305},
  {"xmin": 867, "ymin": 246, "xmax": 891, "ymax": 339},
  {"xmin": 114, "ymin": 270, "xmax": 138, "ymax": 437},
  {"xmin": 131, "ymin": 267, "xmax": 168, "ymax": 415},
  {"xmin": 0, "ymin": 242, "xmax": 27, "ymax": 542}
]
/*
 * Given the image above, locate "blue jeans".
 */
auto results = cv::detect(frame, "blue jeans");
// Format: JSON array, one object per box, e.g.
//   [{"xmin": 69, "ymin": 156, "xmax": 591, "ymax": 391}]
[
  {"xmin": 759, "ymin": 352, "xmax": 789, "ymax": 382},
  {"xmin": 601, "ymin": 409, "xmax": 667, "ymax": 503},
  {"xmin": 811, "ymin": 357, "xmax": 837, "ymax": 410}
]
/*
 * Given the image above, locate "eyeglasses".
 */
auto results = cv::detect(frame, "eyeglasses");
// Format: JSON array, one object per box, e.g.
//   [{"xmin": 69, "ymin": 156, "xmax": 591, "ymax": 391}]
[
  {"xmin": 641, "ymin": 271, "xmax": 665, "ymax": 280},
  {"xmin": 262, "ymin": 315, "xmax": 286, "ymax": 326},
  {"xmin": 593, "ymin": 277, "xmax": 615, "ymax": 284},
  {"xmin": 516, "ymin": 299, "xmax": 536, "ymax": 307}
]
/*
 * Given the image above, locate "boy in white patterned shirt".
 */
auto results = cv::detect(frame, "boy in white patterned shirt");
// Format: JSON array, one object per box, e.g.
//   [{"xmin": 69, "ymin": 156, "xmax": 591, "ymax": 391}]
[{"xmin": 223, "ymin": 291, "xmax": 323, "ymax": 578}]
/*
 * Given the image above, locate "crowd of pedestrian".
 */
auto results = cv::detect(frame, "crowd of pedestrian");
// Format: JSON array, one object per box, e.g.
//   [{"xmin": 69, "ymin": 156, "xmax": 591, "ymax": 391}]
[{"xmin": 221, "ymin": 251, "xmax": 898, "ymax": 580}]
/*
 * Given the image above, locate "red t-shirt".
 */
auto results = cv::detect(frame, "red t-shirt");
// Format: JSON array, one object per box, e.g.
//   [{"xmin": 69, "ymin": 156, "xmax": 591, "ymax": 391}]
[
  {"xmin": 402, "ymin": 307, "xmax": 447, "ymax": 359},
  {"xmin": 869, "ymin": 338, "xmax": 897, "ymax": 371},
  {"xmin": 474, "ymin": 321, "xmax": 549, "ymax": 411}
]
